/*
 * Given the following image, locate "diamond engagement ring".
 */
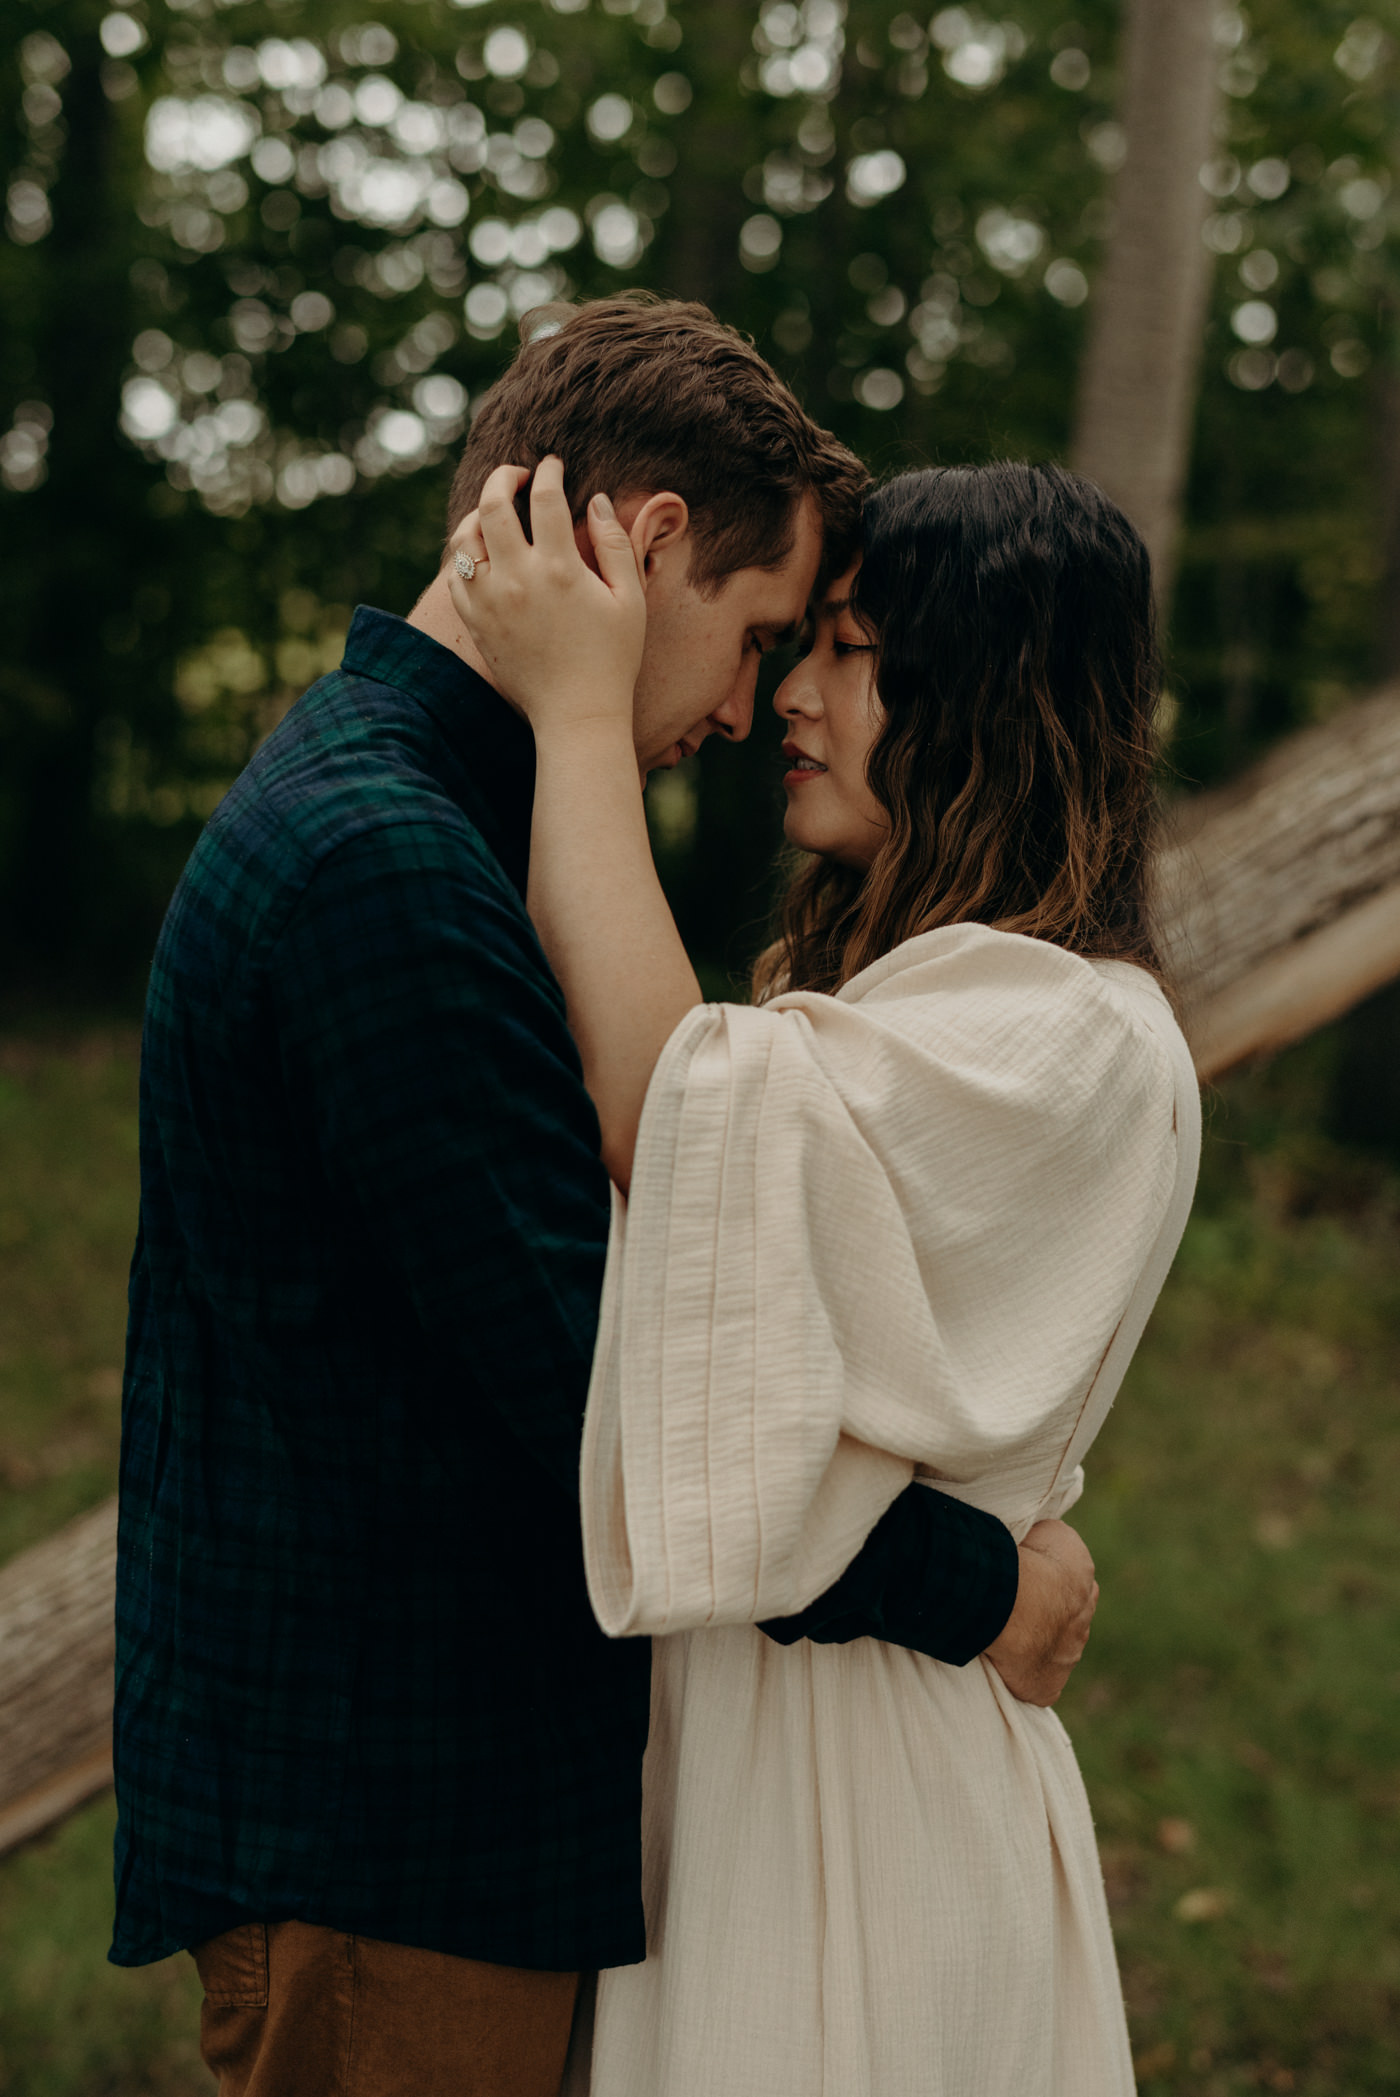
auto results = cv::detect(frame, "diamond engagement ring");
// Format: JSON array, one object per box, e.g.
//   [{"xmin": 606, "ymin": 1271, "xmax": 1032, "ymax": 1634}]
[{"xmin": 453, "ymin": 549, "xmax": 477, "ymax": 581}]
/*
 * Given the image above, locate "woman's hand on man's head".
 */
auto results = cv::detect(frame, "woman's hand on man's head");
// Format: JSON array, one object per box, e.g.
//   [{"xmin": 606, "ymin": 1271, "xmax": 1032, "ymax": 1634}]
[{"xmin": 447, "ymin": 455, "xmax": 648, "ymax": 739}]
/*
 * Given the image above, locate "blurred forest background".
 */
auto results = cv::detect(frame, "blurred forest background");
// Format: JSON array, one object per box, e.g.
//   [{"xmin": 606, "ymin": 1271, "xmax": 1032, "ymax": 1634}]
[
  {"xmin": 2, "ymin": 0, "xmax": 1400, "ymax": 2091},
  {"xmin": 5, "ymin": 0, "xmax": 1400, "ymax": 995}
]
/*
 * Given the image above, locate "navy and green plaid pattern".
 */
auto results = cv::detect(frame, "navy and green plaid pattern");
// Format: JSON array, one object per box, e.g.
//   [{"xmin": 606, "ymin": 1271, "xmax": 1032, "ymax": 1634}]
[{"xmin": 111, "ymin": 605, "xmax": 1020, "ymax": 1976}]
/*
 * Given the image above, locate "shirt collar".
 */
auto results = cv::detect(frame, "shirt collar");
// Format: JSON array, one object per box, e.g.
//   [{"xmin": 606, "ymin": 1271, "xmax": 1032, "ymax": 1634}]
[{"xmin": 340, "ymin": 604, "xmax": 535, "ymax": 892}]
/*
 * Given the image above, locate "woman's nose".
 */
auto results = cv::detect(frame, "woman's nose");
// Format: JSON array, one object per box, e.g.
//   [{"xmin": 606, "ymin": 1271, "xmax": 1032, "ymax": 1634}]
[{"xmin": 773, "ymin": 663, "xmax": 821, "ymax": 719}]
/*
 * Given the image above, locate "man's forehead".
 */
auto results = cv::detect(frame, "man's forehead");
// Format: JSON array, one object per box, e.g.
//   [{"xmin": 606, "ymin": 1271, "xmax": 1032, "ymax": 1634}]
[
  {"xmin": 745, "ymin": 575, "xmax": 812, "ymax": 639},
  {"xmin": 720, "ymin": 495, "xmax": 823, "ymax": 626},
  {"xmin": 763, "ymin": 495, "xmax": 825, "ymax": 611}
]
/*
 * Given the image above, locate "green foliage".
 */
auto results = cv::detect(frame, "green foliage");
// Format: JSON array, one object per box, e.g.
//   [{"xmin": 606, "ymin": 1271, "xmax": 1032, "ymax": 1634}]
[
  {"xmin": 1, "ymin": 1026, "xmax": 1400, "ymax": 2091},
  {"xmin": 3, "ymin": 0, "xmax": 1399, "ymax": 985}
]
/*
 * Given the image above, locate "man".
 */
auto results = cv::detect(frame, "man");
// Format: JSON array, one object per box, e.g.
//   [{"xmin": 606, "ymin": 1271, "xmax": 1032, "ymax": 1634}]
[{"xmin": 112, "ymin": 294, "xmax": 1098, "ymax": 2096}]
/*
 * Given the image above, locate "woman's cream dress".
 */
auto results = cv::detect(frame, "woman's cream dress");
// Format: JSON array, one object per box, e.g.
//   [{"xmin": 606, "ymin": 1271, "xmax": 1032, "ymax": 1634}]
[{"xmin": 567, "ymin": 924, "xmax": 1200, "ymax": 2097}]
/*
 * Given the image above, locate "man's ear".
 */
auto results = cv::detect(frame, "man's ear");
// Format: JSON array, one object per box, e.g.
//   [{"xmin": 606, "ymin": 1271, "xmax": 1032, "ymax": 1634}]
[
  {"xmin": 571, "ymin": 492, "xmax": 686, "ymax": 581},
  {"xmin": 627, "ymin": 492, "xmax": 690, "ymax": 583}
]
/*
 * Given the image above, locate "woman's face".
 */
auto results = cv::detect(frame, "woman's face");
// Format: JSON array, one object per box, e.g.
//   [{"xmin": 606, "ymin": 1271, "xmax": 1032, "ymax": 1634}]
[{"xmin": 772, "ymin": 561, "xmax": 889, "ymax": 869}]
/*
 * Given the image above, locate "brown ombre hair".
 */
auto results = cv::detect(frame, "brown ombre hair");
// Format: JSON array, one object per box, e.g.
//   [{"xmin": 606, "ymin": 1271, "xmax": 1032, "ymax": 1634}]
[{"xmin": 755, "ymin": 462, "xmax": 1165, "ymax": 1000}]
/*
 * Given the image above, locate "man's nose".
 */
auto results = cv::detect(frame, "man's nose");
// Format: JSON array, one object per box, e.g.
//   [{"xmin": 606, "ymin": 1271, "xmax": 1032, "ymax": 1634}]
[{"xmin": 709, "ymin": 669, "xmax": 757, "ymax": 744}]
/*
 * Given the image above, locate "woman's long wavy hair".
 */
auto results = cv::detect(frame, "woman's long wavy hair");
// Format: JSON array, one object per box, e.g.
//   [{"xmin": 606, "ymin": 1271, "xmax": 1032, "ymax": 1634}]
[{"xmin": 753, "ymin": 462, "xmax": 1165, "ymax": 1001}]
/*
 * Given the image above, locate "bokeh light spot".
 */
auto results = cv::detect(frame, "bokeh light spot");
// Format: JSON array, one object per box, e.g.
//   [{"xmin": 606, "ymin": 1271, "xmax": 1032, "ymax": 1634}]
[
  {"xmin": 854, "ymin": 367, "xmax": 904, "ymax": 410},
  {"xmin": 483, "ymin": 27, "xmax": 532, "ymax": 79},
  {"xmin": 587, "ymin": 94, "xmax": 634, "ymax": 143}
]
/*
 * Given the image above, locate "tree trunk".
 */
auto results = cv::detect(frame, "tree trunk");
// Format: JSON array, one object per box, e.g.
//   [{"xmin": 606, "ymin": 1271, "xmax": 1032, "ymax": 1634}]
[
  {"xmin": 1375, "ymin": 347, "xmax": 1400, "ymax": 685},
  {"xmin": 1070, "ymin": 0, "xmax": 1221, "ymax": 607},
  {"xmin": 652, "ymin": 0, "xmax": 754, "ymax": 308},
  {"xmin": 647, "ymin": 0, "xmax": 785, "ymax": 984},
  {"xmin": 1329, "ymin": 976, "xmax": 1400, "ymax": 1165},
  {"xmin": 1327, "ymin": 340, "xmax": 1400, "ymax": 1153}
]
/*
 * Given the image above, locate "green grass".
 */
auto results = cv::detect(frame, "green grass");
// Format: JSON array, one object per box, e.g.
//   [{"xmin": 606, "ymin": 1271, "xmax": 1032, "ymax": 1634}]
[
  {"xmin": 1061, "ymin": 1044, "xmax": 1400, "ymax": 2095},
  {"xmin": 0, "ymin": 1027, "xmax": 207, "ymax": 2097},
  {"xmin": 0, "ymin": 1799, "xmax": 205, "ymax": 2097},
  {"xmin": 0, "ymin": 1024, "xmax": 1397, "ymax": 2093}
]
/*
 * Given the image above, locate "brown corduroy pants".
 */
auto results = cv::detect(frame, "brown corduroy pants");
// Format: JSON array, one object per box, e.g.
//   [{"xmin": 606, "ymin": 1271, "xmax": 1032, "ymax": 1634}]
[{"xmin": 191, "ymin": 1921, "xmax": 579, "ymax": 2097}]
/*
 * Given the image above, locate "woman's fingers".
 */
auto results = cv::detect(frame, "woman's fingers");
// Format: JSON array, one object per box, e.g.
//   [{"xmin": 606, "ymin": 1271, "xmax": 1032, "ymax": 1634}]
[
  {"xmin": 528, "ymin": 454, "xmax": 580, "ymax": 560},
  {"xmin": 586, "ymin": 493, "xmax": 645, "ymax": 610},
  {"xmin": 445, "ymin": 457, "xmax": 646, "ymax": 721},
  {"xmin": 448, "ymin": 507, "xmax": 487, "ymax": 570},
  {"xmin": 476, "ymin": 462, "xmax": 533, "ymax": 567},
  {"xmin": 447, "ymin": 507, "xmax": 485, "ymax": 622},
  {"xmin": 455, "ymin": 456, "xmax": 588, "ymax": 574},
  {"xmin": 449, "ymin": 464, "xmax": 532, "ymax": 637}
]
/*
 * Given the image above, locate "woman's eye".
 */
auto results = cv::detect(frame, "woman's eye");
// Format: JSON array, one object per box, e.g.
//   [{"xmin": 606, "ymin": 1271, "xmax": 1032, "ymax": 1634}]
[{"xmin": 833, "ymin": 640, "xmax": 873, "ymax": 658}]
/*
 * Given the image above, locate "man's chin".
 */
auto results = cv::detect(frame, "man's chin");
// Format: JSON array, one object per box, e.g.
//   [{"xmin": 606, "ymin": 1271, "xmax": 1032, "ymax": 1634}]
[{"xmin": 644, "ymin": 741, "xmax": 687, "ymax": 775}]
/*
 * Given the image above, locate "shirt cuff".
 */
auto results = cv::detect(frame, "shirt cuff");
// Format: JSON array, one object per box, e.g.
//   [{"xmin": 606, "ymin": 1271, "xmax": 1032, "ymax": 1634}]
[{"xmin": 758, "ymin": 1483, "xmax": 1020, "ymax": 1666}]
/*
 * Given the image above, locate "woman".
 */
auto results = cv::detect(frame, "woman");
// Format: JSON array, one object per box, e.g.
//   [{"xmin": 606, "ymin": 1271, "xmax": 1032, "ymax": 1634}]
[{"xmin": 451, "ymin": 457, "xmax": 1199, "ymax": 2095}]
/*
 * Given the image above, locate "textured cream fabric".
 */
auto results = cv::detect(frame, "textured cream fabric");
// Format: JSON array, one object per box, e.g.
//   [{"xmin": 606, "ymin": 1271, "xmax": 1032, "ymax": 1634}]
[{"xmin": 572, "ymin": 924, "xmax": 1200, "ymax": 2097}]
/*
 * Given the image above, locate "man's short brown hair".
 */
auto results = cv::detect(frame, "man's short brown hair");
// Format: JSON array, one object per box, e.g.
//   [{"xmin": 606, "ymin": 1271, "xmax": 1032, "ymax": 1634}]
[{"xmin": 445, "ymin": 293, "xmax": 868, "ymax": 594}]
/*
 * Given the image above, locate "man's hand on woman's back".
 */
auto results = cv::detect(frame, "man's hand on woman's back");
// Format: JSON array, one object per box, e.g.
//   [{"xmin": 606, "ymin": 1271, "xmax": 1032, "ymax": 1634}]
[{"xmin": 984, "ymin": 1519, "xmax": 1100, "ymax": 1708}]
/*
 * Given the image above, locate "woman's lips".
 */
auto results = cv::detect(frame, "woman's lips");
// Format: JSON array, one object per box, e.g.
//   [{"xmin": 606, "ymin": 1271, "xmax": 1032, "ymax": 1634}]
[{"xmin": 783, "ymin": 751, "xmax": 827, "ymax": 786}]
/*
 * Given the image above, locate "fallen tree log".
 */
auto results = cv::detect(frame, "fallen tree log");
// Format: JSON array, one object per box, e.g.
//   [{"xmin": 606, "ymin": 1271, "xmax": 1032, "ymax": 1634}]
[
  {"xmin": 1158, "ymin": 686, "xmax": 1400, "ymax": 1080},
  {"xmin": 0, "ymin": 1498, "xmax": 117, "ymax": 1857},
  {"xmin": 3, "ymin": 689, "xmax": 1400, "ymax": 1859}
]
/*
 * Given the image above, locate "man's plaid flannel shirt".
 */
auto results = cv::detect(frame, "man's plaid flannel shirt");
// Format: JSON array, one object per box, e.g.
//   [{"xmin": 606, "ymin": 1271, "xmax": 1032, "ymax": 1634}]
[{"xmin": 111, "ymin": 607, "xmax": 1018, "ymax": 1974}]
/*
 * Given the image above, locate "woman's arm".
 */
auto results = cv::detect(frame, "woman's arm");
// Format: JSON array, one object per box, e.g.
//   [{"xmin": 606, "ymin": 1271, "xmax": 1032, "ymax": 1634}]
[
  {"xmin": 528, "ymin": 717, "xmax": 701, "ymax": 1190},
  {"xmin": 450, "ymin": 459, "xmax": 702, "ymax": 1190}
]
